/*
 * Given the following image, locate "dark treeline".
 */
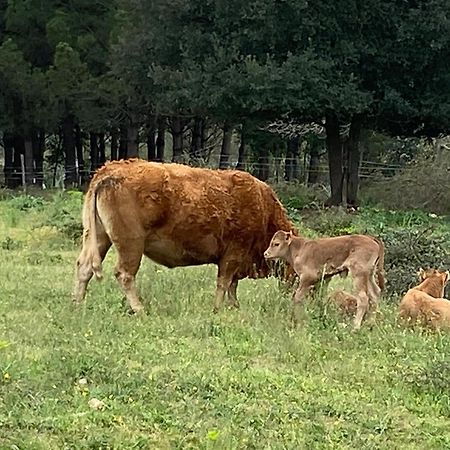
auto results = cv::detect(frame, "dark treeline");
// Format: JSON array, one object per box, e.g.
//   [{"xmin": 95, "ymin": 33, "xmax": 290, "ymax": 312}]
[{"xmin": 1, "ymin": 1, "xmax": 450, "ymax": 205}]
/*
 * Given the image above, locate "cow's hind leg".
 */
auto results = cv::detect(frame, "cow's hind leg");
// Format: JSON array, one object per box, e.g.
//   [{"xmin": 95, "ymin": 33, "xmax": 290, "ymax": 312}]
[
  {"xmin": 73, "ymin": 234, "xmax": 111, "ymax": 305},
  {"xmin": 227, "ymin": 279, "xmax": 240, "ymax": 309},
  {"xmin": 114, "ymin": 240, "xmax": 144, "ymax": 314}
]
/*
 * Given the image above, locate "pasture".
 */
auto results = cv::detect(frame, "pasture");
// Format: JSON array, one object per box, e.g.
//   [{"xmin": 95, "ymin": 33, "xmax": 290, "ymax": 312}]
[{"xmin": 1, "ymin": 192, "xmax": 450, "ymax": 449}]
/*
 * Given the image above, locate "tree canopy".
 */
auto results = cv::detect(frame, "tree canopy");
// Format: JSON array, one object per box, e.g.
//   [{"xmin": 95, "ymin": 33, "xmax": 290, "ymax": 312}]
[{"xmin": 0, "ymin": 0, "xmax": 449, "ymax": 203}]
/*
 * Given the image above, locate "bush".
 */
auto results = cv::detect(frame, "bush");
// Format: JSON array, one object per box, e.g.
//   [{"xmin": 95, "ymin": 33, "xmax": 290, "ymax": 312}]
[
  {"xmin": 274, "ymin": 183, "xmax": 328, "ymax": 210},
  {"xmin": 7, "ymin": 194, "xmax": 46, "ymax": 211},
  {"xmin": 362, "ymin": 148, "xmax": 450, "ymax": 215},
  {"xmin": 379, "ymin": 227, "xmax": 450, "ymax": 297},
  {"xmin": 40, "ymin": 191, "xmax": 84, "ymax": 242}
]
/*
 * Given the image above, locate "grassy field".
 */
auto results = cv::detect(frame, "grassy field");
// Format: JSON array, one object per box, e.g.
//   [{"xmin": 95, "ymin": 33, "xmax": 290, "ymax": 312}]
[{"xmin": 1, "ymin": 192, "xmax": 450, "ymax": 449}]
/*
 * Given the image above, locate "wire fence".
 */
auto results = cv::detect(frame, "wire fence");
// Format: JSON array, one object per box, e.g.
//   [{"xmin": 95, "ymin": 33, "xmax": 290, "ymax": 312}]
[{"xmin": 0, "ymin": 156, "xmax": 407, "ymax": 189}]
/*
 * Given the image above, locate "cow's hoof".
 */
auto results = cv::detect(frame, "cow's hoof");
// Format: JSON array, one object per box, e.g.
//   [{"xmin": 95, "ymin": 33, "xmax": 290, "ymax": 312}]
[{"xmin": 129, "ymin": 306, "xmax": 145, "ymax": 316}]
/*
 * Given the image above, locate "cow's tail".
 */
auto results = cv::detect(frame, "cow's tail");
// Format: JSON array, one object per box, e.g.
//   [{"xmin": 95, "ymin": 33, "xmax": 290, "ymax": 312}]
[
  {"xmin": 373, "ymin": 236, "xmax": 385, "ymax": 292},
  {"xmin": 87, "ymin": 183, "xmax": 103, "ymax": 280}
]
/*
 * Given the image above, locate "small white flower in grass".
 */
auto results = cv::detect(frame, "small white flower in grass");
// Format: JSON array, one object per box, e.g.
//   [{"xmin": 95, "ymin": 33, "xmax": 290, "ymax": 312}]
[
  {"xmin": 78, "ymin": 378, "xmax": 88, "ymax": 387},
  {"xmin": 88, "ymin": 398, "xmax": 105, "ymax": 411},
  {"xmin": 429, "ymin": 213, "xmax": 438, "ymax": 218}
]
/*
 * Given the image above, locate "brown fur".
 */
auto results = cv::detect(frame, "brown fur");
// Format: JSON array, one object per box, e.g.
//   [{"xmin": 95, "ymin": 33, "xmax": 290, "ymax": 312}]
[
  {"xmin": 73, "ymin": 159, "xmax": 296, "ymax": 313},
  {"xmin": 264, "ymin": 231, "xmax": 385, "ymax": 329},
  {"xmin": 328, "ymin": 290, "xmax": 359, "ymax": 317},
  {"xmin": 399, "ymin": 268, "xmax": 450, "ymax": 329}
]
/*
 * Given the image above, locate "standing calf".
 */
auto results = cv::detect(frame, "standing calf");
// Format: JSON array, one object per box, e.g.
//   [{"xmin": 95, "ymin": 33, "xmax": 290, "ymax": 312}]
[{"xmin": 264, "ymin": 231, "xmax": 385, "ymax": 329}]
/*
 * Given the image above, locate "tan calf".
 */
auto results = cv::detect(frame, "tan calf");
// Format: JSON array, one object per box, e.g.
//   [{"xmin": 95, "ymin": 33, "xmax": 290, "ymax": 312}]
[{"xmin": 264, "ymin": 231, "xmax": 385, "ymax": 329}]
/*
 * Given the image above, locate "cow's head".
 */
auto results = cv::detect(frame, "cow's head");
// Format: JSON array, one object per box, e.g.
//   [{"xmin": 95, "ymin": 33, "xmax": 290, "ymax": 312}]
[{"xmin": 264, "ymin": 230, "xmax": 292, "ymax": 261}]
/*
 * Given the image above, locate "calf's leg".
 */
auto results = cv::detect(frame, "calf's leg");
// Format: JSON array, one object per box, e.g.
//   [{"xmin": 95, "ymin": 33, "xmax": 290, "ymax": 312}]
[
  {"xmin": 352, "ymin": 272, "xmax": 370, "ymax": 329},
  {"xmin": 291, "ymin": 275, "xmax": 316, "ymax": 325}
]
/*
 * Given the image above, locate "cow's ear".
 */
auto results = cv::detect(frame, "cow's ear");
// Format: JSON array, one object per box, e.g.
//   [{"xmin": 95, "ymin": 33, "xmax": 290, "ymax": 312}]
[
  {"xmin": 418, "ymin": 267, "xmax": 425, "ymax": 279},
  {"xmin": 444, "ymin": 271, "xmax": 450, "ymax": 285},
  {"xmin": 286, "ymin": 231, "xmax": 293, "ymax": 245}
]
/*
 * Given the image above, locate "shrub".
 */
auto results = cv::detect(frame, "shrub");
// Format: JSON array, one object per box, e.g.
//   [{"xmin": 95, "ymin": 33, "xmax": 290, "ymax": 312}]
[
  {"xmin": 362, "ymin": 148, "xmax": 450, "ymax": 215},
  {"xmin": 7, "ymin": 194, "xmax": 46, "ymax": 211},
  {"xmin": 274, "ymin": 183, "xmax": 328, "ymax": 210},
  {"xmin": 379, "ymin": 227, "xmax": 450, "ymax": 297},
  {"xmin": 40, "ymin": 191, "xmax": 84, "ymax": 242}
]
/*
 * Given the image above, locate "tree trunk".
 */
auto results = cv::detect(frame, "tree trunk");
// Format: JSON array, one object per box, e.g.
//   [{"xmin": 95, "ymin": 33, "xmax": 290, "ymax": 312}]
[
  {"xmin": 190, "ymin": 117, "xmax": 202, "ymax": 160},
  {"xmin": 110, "ymin": 128, "xmax": 118, "ymax": 161},
  {"xmin": 24, "ymin": 136, "xmax": 34, "ymax": 186},
  {"xmin": 127, "ymin": 120, "xmax": 139, "ymax": 158},
  {"xmin": 89, "ymin": 132, "xmax": 98, "ymax": 175},
  {"xmin": 156, "ymin": 116, "xmax": 165, "ymax": 162},
  {"xmin": 98, "ymin": 133, "xmax": 106, "ymax": 165},
  {"xmin": 307, "ymin": 141, "xmax": 320, "ymax": 186},
  {"xmin": 285, "ymin": 137, "xmax": 300, "ymax": 181},
  {"xmin": 171, "ymin": 116, "xmax": 183, "ymax": 163},
  {"xmin": 75, "ymin": 125, "xmax": 84, "ymax": 183},
  {"xmin": 62, "ymin": 116, "xmax": 77, "ymax": 186},
  {"xmin": 201, "ymin": 119, "xmax": 208, "ymax": 155},
  {"xmin": 325, "ymin": 112, "xmax": 343, "ymax": 206},
  {"xmin": 346, "ymin": 114, "xmax": 363, "ymax": 207},
  {"xmin": 236, "ymin": 126, "xmax": 246, "ymax": 170},
  {"xmin": 219, "ymin": 123, "xmax": 232, "ymax": 169},
  {"xmin": 119, "ymin": 126, "xmax": 127, "ymax": 159},
  {"xmin": 3, "ymin": 132, "xmax": 15, "ymax": 188},
  {"xmin": 146, "ymin": 116, "xmax": 156, "ymax": 161},
  {"xmin": 256, "ymin": 152, "xmax": 270, "ymax": 181},
  {"xmin": 12, "ymin": 134, "xmax": 25, "ymax": 187}
]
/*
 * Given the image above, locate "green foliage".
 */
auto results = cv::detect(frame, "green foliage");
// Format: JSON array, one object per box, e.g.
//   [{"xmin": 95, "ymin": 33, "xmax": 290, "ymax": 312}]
[
  {"xmin": 7, "ymin": 194, "xmax": 46, "ymax": 211},
  {"xmin": 378, "ymin": 227, "xmax": 450, "ymax": 297},
  {"xmin": 1, "ymin": 236, "xmax": 22, "ymax": 250},
  {"xmin": 274, "ymin": 183, "xmax": 327, "ymax": 210},
  {"xmin": 40, "ymin": 191, "xmax": 84, "ymax": 241},
  {"xmin": 362, "ymin": 149, "xmax": 450, "ymax": 215}
]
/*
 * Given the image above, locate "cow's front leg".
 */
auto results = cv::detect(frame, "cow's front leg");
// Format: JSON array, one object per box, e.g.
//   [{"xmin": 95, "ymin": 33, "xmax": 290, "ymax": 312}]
[{"xmin": 291, "ymin": 275, "xmax": 316, "ymax": 326}]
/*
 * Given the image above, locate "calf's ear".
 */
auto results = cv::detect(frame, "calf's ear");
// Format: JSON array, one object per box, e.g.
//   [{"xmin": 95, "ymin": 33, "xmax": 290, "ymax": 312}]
[
  {"xmin": 418, "ymin": 267, "xmax": 425, "ymax": 279},
  {"xmin": 444, "ymin": 271, "xmax": 450, "ymax": 285}
]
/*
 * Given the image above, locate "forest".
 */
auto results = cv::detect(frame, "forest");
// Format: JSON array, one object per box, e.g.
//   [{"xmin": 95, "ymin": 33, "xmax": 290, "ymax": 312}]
[{"xmin": 1, "ymin": 0, "xmax": 450, "ymax": 206}]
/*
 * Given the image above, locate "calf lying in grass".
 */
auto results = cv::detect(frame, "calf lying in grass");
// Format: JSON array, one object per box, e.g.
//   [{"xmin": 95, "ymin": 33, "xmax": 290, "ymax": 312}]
[
  {"xmin": 328, "ymin": 290, "xmax": 359, "ymax": 317},
  {"xmin": 264, "ymin": 230, "xmax": 385, "ymax": 329},
  {"xmin": 399, "ymin": 268, "xmax": 450, "ymax": 330}
]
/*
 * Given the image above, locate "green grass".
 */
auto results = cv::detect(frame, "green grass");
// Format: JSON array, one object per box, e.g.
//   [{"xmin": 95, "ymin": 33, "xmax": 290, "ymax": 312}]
[{"xmin": 1, "ymin": 193, "xmax": 450, "ymax": 449}]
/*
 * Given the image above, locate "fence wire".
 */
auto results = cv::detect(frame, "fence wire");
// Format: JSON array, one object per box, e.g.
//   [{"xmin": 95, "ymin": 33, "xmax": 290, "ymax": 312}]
[{"xmin": 0, "ymin": 156, "xmax": 409, "ymax": 188}]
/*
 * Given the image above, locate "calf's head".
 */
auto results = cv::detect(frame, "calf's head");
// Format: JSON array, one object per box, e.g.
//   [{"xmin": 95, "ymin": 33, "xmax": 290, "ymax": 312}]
[
  {"xmin": 418, "ymin": 267, "xmax": 450, "ymax": 285},
  {"xmin": 264, "ymin": 230, "xmax": 292, "ymax": 261}
]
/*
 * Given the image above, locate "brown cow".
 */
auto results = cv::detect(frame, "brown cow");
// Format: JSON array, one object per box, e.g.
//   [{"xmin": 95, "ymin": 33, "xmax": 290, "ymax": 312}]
[
  {"xmin": 264, "ymin": 231, "xmax": 385, "ymax": 329},
  {"xmin": 399, "ymin": 268, "xmax": 450, "ymax": 329},
  {"xmin": 73, "ymin": 159, "xmax": 295, "ymax": 313}
]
